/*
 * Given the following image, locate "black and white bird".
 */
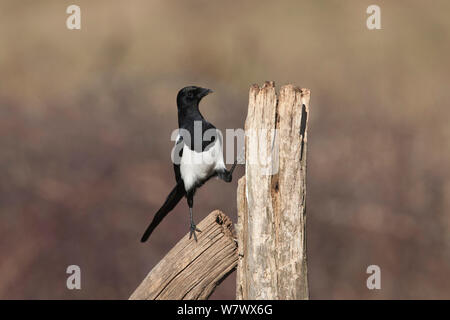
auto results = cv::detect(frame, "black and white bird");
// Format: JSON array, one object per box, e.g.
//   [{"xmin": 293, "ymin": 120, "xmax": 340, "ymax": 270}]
[{"xmin": 141, "ymin": 86, "xmax": 237, "ymax": 242}]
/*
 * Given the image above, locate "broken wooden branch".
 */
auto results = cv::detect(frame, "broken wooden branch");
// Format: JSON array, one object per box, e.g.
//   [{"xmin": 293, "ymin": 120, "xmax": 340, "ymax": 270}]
[{"xmin": 130, "ymin": 210, "xmax": 238, "ymax": 300}]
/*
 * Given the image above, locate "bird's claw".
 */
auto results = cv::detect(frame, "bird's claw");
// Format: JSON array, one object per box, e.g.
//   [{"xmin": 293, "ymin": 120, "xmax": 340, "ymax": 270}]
[{"xmin": 189, "ymin": 224, "xmax": 202, "ymax": 241}]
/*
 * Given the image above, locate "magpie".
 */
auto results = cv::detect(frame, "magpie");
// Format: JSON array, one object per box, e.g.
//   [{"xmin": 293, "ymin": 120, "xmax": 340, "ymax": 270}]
[{"xmin": 141, "ymin": 86, "xmax": 237, "ymax": 242}]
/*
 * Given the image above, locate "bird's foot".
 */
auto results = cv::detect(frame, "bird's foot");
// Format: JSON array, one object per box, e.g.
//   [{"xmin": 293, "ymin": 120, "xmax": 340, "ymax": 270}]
[{"xmin": 189, "ymin": 223, "xmax": 202, "ymax": 242}]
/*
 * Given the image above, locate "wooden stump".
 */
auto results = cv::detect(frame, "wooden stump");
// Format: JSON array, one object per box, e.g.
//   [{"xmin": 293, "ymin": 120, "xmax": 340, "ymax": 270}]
[{"xmin": 236, "ymin": 82, "xmax": 310, "ymax": 300}]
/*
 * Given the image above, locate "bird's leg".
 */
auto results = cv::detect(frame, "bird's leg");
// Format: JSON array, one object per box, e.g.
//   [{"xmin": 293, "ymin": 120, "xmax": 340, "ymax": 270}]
[
  {"xmin": 189, "ymin": 207, "xmax": 201, "ymax": 241},
  {"xmin": 229, "ymin": 158, "xmax": 237, "ymax": 175},
  {"xmin": 187, "ymin": 191, "xmax": 201, "ymax": 241},
  {"xmin": 218, "ymin": 159, "xmax": 237, "ymax": 183}
]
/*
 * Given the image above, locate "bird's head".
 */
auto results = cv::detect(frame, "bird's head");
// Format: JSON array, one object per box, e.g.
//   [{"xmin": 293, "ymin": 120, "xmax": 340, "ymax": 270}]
[{"xmin": 177, "ymin": 86, "xmax": 213, "ymax": 109}]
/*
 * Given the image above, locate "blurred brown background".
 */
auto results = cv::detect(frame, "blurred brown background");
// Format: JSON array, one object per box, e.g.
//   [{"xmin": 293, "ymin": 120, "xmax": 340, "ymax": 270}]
[{"xmin": 1, "ymin": 0, "xmax": 449, "ymax": 299}]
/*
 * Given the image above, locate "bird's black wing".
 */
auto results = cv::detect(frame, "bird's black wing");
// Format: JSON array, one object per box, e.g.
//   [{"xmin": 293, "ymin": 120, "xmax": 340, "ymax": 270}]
[
  {"xmin": 173, "ymin": 134, "xmax": 184, "ymax": 183},
  {"xmin": 182, "ymin": 120, "xmax": 218, "ymax": 153},
  {"xmin": 201, "ymin": 120, "xmax": 218, "ymax": 152}
]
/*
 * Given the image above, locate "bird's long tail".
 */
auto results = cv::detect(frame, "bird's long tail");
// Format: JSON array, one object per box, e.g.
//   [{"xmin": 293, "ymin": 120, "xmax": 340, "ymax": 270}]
[{"xmin": 140, "ymin": 181, "xmax": 185, "ymax": 242}]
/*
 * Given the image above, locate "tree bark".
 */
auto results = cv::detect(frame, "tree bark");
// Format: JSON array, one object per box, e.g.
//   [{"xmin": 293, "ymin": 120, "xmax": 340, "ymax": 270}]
[
  {"xmin": 130, "ymin": 210, "xmax": 238, "ymax": 300},
  {"xmin": 236, "ymin": 81, "xmax": 310, "ymax": 300}
]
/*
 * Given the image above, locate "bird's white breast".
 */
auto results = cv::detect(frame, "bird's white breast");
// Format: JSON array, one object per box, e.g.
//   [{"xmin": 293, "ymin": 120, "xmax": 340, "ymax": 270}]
[{"xmin": 180, "ymin": 139, "xmax": 225, "ymax": 191}]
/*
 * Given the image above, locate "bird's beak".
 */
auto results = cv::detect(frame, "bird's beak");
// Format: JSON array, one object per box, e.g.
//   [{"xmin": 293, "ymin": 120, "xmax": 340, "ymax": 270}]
[{"xmin": 199, "ymin": 88, "xmax": 213, "ymax": 98}]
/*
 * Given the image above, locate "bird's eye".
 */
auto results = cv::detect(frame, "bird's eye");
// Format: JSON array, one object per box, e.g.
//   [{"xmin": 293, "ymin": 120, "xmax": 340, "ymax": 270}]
[{"xmin": 187, "ymin": 92, "xmax": 194, "ymax": 98}]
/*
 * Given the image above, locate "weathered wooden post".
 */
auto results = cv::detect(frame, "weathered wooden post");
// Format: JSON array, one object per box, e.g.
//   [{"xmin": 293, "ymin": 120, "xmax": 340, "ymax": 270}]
[{"xmin": 236, "ymin": 81, "xmax": 310, "ymax": 299}]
